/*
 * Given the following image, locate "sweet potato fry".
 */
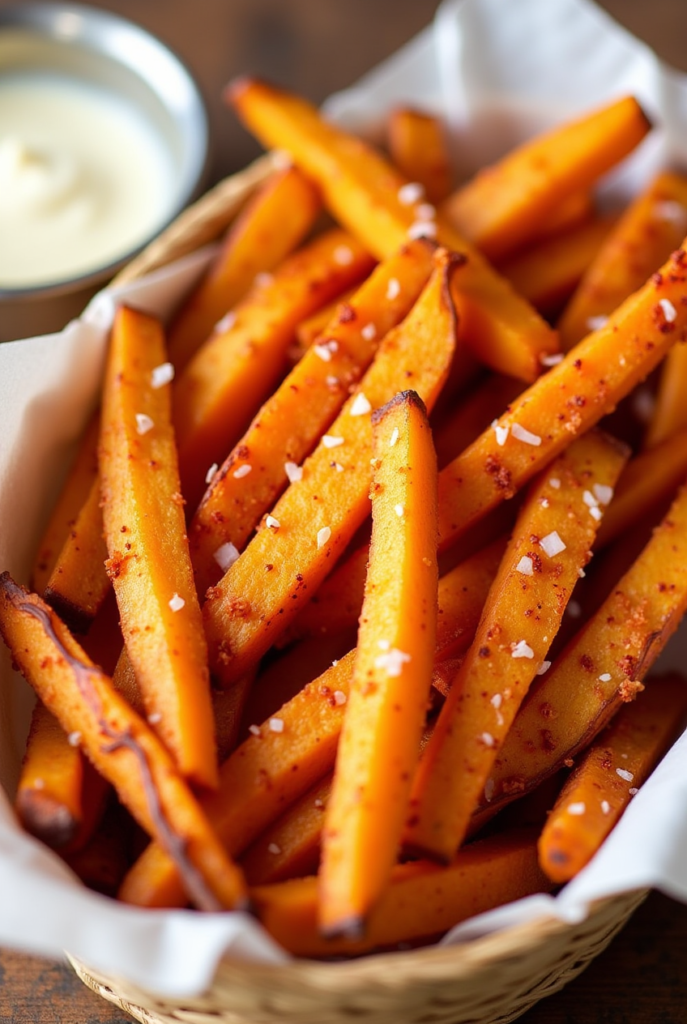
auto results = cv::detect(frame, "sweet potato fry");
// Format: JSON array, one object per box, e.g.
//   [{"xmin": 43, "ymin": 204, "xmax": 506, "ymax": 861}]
[
  {"xmin": 387, "ymin": 107, "xmax": 452, "ymax": 203},
  {"xmin": 227, "ymin": 77, "xmax": 559, "ymax": 383},
  {"xmin": 442, "ymin": 96, "xmax": 650, "ymax": 262},
  {"xmin": 0, "ymin": 575, "xmax": 247, "ymax": 912},
  {"xmin": 644, "ymin": 342, "xmax": 687, "ymax": 448},
  {"xmin": 596, "ymin": 427, "xmax": 687, "ymax": 549},
  {"xmin": 174, "ymin": 228, "xmax": 375, "ymax": 508},
  {"xmin": 436, "ymin": 245, "xmax": 687, "ymax": 554},
  {"xmin": 499, "ymin": 215, "xmax": 616, "ymax": 315},
  {"xmin": 558, "ymin": 171, "xmax": 687, "ymax": 349},
  {"xmin": 252, "ymin": 830, "xmax": 550, "ymax": 957},
  {"xmin": 319, "ymin": 391, "xmax": 438, "ymax": 936},
  {"xmin": 119, "ymin": 652, "xmax": 357, "ymax": 909},
  {"xmin": 202, "ymin": 249, "xmax": 458, "ymax": 687},
  {"xmin": 405, "ymin": 430, "xmax": 629, "ymax": 862},
  {"xmin": 168, "ymin": 165, "xmax": 322, "ymax": 370},
  {"xmin": 538, "ymin": 673, "xmax": 687, "ymax": 883},
  {"xmin": 31, "ymin": 413, "xmax": 100, "ymax": 597},
  {"xmin": 188, "ymin": 239, "xmax": 435, "ymax": 595},
  {"xmin": 482, "ymin": 478, "xmax": 687, "ymax": 817},
  {"xmin": 99, "ymin": 306, "xmax": 217, "ymax": 790}
]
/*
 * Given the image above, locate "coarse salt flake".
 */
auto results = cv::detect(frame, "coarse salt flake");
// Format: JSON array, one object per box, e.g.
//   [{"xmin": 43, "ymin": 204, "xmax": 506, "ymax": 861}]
[
  {"xmin": 491, "ymin": 420, "xmax": 509, "ymax": 446},
  {"xmin": 268, "ymin": 843, "xmax": 282, "ymax": 855},
  {"xmin": 540, "ymin": 498, "xmax": 549, "ymax": 508},
  {"xmin": 511, "ymin": 640, "xmax": 535, "ymax": 659},
  {"xmin": 389, "ymin": 427, "xmax": 399, "ymax": 447},
  {"xmin": 151, "ymin": 362, "xmax": 174, "ymax": 388},
  {"xmin": 233, "ymin": 463, "xmax": 252, "ymax": 479},
  {"xmin": 541, "ymin": 531, "xmax": 566, "ymax": 557},
  {"xmin": 583, "ymin": 490, "xmax": 599, "ymax": 509},
  {"xmin": 408, "ymin": 221, "xmax": 437, "ymax": 239},
  {"xmin": 135, "ymin": 413, "xmax": 154, "ymax": 435},
  {"xmin": 491, "ymin": 694, "xmax": 502, "ymax": 709},
  {"xmin": 537, "ymin": 661, "xmax": 552, "ymax": 676},
  {"xmin": 578, "ymin": 568, "xmax": 586, "ymax": 578},
  {"xmin": 265, "ymin": 515, "xmax": 280, "ymax": 530},
  {"xmin": 269, "ymin": 718, "xmax": 285, "ymax": 734},
  {"xmin": 350, "ymin": 392, "xmax": 372, "ymax": 416},
  {"xmin": 322, "ymin": 435, "xmax": 344, "ymax": 449},
  {"xmin": 254, "ymin": 271, "xmax": 274, "ymax": 288},
  {"xmin": 169, "ymin": 593, "xmax": 185, "ymax": 612},
  {"xmin": 601, "ymin": 800, "xmax": 611, "ymax": 815},
  {"xmin": 313, "ymin": 343, "xmax": 333, "ymax": 362},
  {"xmin": 285, "ymin": 461, "xmax": 303, "ymax": 483},
  {"xmin": 213, "ymin": 541, "xmax": 239, "ymax": 572},
  {"xmin": 361, "ymin": 323, "xmax": 377, "ymax": 341},
  {"xmin": 616, "ymin": 768, "xmax": 634, "ymax": 782},
  {"xmin": 394, "ymin": 504, "xmax": 405, "ymax": 518},
  {"xmin": 593, "ymin": 483, "xmax": 614, "ymax": 505},
  {"xmin": 334, "ymin": 245, "xmax": 354, "ymax": 265},
  {"xmin": 377, "ymin": 639, "xmax": 391, "ymax": 651},
  {"xmin": 248, "ymin": 724, "xmax": 261, "ymax": 737},
  {"xmin": 660, "ymin": 298, "xmax": 677, "ymax": 322},
  {"xmin": 332, "ymin": 462, "xmax": 344, "ymax": 472},
  {"xmin": 398, "ymin": 182, "xmax": 424, "ymax": 205},
  {"xmin": 67, "ymin": 731, "xmax": 82, "ymax": 747},
  {"xmin": 586, "ymin": 315, "xmax": 608, "ymax": 331},
  {"xmin": 386, "ymin": 278, "xmax": 401, "ymax": 300},
  {"xmin": 147, "ymin": 713, "xmax": 162, "ymax": 725},
  {"xmin": 317, "ymin": 526, "xmax": 331, "ymax": 549},
  {"xmin": 314, "ymin": 798, "xmax": 324, "ymax": 808},
  {"xmin": 540, "ymin": 352, "xmax": 564, "ymax": 367},
  {"xmin": 568, "ymin": 802, "xmax": 586, "ymax": 816},
  {"xmin": 416, "ymin": 202, "xmax": 436, "ymax": 221},
  {"xmin": 481, "ymin": 732, "xmax": 495, "ymax": 747},
  {"xmin": 205, "ymin": 463, "xmax": 218, "ymax": 484},
  {"xmin": 326, "ymin": 375, "xmax": 340, "ymax": 388},
  {"xmin": 215, "ymin": 311, "xmax": 236, "ymax": 333},
  {"xmin": 511, "ymin": 422, "xmax": 542, "ymax": 446},
  {"xmin": 549, "ymin": 477, "xmax": 561, "ymax": 489},
  {"xmin": 656, "ymin": 199, "xmax": 687, "ymax": 222},
  {"xmin": 516, "ymin": 556, "xmax": 534, "ymax": 576},
  {"xmin": 589, "ymin": 506, "xmax": 603, "ymax": 521},
  {"xmin": 333, "ymin": 690, "xmax": 347, "ymax": 706},
  {"xmin": 374, "ymin": 648, "xmax": 411, "ymax": 677},
  {"xmin": 629, "ymin": 787, "xmax": 639, "ymax": 796}
]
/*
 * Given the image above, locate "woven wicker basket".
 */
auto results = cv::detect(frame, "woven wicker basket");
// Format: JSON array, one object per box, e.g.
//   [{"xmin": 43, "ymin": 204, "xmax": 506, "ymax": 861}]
[{"xmin": 67, "ymin": 157, "xmax": 647, "ymax": 1024}]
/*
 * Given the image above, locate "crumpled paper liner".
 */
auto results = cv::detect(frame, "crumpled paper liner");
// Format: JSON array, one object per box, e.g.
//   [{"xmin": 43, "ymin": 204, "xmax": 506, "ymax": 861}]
[{"xmin": 1, "ymin": 0, "xmax": 687, "ymax": 996}]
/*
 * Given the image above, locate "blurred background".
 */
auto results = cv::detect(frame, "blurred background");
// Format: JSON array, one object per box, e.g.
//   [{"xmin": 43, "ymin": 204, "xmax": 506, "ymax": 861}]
[{"xmin": 0, "ymin": 0, "xmax": 684, "ymax": 184}]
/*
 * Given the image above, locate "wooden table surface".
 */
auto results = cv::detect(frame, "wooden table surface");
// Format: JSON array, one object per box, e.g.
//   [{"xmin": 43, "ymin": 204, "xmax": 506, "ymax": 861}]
[{"xmin": 2, "ymin": 0, "xmax": 687, "ymax": 1019}]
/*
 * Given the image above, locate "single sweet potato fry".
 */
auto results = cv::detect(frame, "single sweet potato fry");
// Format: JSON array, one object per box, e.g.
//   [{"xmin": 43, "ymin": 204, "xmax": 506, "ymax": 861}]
[
  {"xmin": 0, "ymin": 576, "xmax": 247, "ymax": 912},
  {"xmin": 174, "ymin": 228, "xmax": 375, "ymax": 508},
  {"xmin": 100, "ymin": 305, "xmax": 217, "ymax": 790},
  {"xmin": 252, "ymin": 830, "xmax": 551, "ymax": 957},
  {"xmin": 559, "ymin": 171, "xmax": 687, "ymax": 349},
  {"xmin": 387, "ymin": 107, "xmax": 452, "ymax": 203},
  {"xmin": 189, "ymin": 239, "xmax": 435, "ymax": 595},
  {"xmin": 227, "ymin": 77, "xmax": 559, "ymax": 383},
  {"xmin": 644, "ymin": 342, "xmax": 687, "ymax": 448},
  {"xmin": 405, "ymin": 430, "xmax": 629, "ymax": 862},
  {"xmin": 538, "ymin": 673, "xmax": 687, "ymax": 883},
  {"xmin": 202, "ymin": 249, "xmax": 459, "ymax": 687},
  {"xmin": 499, "ymin": 215, "xmax": 616, "ymax": 315},
  {"xmin": 32, "ymin": 413, "xmax": 100, "ymax": 597},
  {"xmin": 319, "ymin": 391, "xmax": 438, "ymax": 937},
  {"xmin": 482, "ymin": 478, "xmax": 687, "ymax": 816},
  {"xmin": 168, "ymin": 165, "xmax": 322, "ymax": 370},
  {"xmin": 436, "ymin": 245, "xmax": 687, "ymax": 555},
  {"xmin": 442, "ymin": 96, "xmax": 650, "ymax": 262}
]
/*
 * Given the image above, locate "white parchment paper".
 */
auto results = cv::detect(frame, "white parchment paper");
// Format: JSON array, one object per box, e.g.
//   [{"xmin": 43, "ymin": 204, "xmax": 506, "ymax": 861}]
[{"xmin": 1, "ymin": 0, "xmax": 687, "ymax": 996}]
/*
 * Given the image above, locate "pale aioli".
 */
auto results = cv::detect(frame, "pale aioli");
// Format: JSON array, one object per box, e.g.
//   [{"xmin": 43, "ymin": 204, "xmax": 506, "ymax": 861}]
[{"xmin": 0, "ymin": 72, "xmax": 175, "ymax": 288}]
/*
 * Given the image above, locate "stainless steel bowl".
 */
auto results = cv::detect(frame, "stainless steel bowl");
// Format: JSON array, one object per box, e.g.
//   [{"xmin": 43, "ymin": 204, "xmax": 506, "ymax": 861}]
[{"xmin": 0, "ymin": 3, "xmax": 209, "ymax": 341}]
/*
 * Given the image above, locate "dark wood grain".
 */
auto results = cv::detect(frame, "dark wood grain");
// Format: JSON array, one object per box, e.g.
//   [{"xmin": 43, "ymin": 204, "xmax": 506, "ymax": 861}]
[{"xmin": 2, "ymin": 0, "xmax": 687, "ymax": 1020}]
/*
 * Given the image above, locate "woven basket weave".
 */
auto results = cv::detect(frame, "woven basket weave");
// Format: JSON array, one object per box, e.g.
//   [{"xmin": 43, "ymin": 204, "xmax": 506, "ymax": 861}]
[{"xmin": 68, "ymin": 157, "xmax": 646, "ymax": 1024}]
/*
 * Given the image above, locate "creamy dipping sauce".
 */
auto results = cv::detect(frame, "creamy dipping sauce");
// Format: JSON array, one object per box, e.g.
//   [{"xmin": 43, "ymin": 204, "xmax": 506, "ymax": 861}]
[{"xmin": 0, "ymin": 72, "xmax": 175, "ymax": 289}]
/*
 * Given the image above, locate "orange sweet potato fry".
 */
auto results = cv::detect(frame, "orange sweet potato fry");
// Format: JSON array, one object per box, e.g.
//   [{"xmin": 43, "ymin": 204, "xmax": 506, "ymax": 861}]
[
  {"xmin": 482, "ymin": 478, "xmax": 687, "ymax": 817},
  {"xmin": 405, "ymin": 430, "xmax": 629, "ymax": 862},
  {"xmin": 174, "ymin": 228, "xmax": 375, "ymax": 509},
  {"xmin": 498, "ymin": 215, "xmax": 616, "ymax": 315},
  {"xmin": 252, "ymin": 830, "xmax": 551, "ymax": 957},
  {"xmin": 202, "ymin": 249, "xmax": 458, "ymax": 688},
  {"xmin": 442, "ymin": 96, "xmax": 650, "ymax": 262},
  {"xmin": 188, "ymin": 239, "xmax": 435, "ymax": 595},
  {"xmin": 227, "ymin": 77, "xmax": 559, "ymax": 383},
  {"xmin": 436, "ymin": 245, "xmax": 687, "ymax": 555},
  {"xmin": 168, "ymin": 165, "xmax": 322, "ymax": 370},
  {"xmin": 319, "ymin": 391, "xmax": 438, "ymax": 936},
  {"xmin": 558, "ymin": 171, "xmax": 687, "ymax": 349},
  {"xmin": 0, "ymin": 576, "xmax": 247, "ymax": 912},
  {"xmin": 99, "ymin": 306, "xmax": 217, "ymax": 790},
  {"xmin": 387, "ymin": 107, "xmax": 453, "ymax": 204},
  {"xmin": 644, "ymin": 342, "xmax": 687, "ymax": 448},
  {"xmin": 538, "ymin": 673, "xmax": 687, "ymax": 883},
  {"xmin": 31, "ymin": 413, "xmax": 100, "ymax": 597}
]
